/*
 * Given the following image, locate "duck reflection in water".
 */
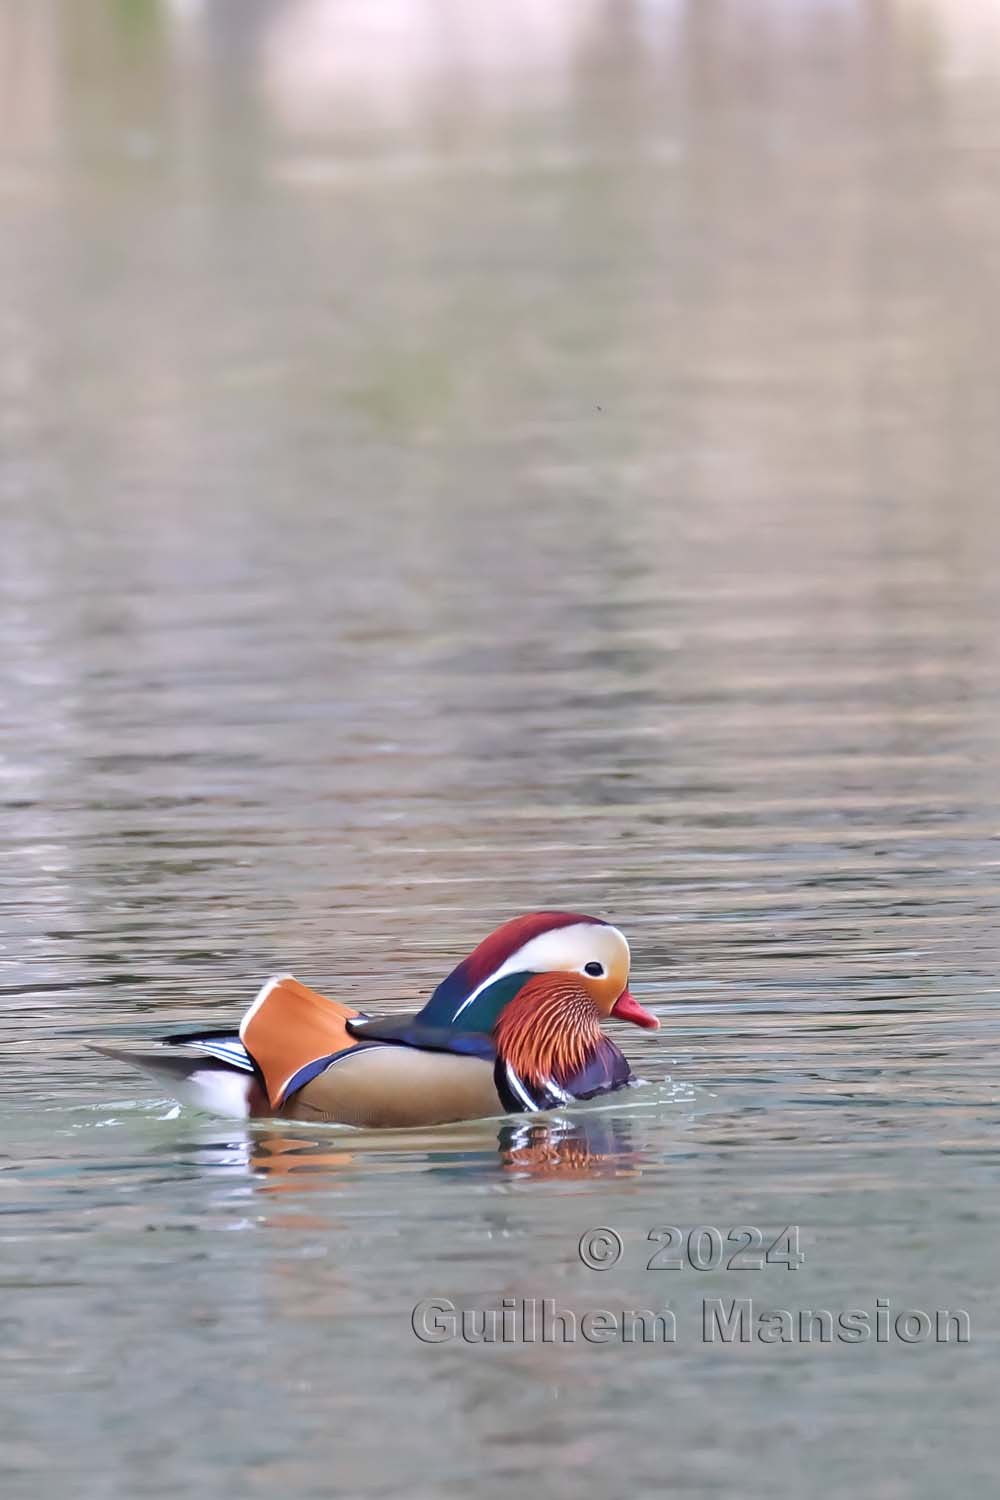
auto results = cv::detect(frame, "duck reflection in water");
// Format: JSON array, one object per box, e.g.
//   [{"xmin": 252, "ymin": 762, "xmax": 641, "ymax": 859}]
[
  {"xmin": 215, "ymin": 1108, "xmax": 642, "ymax": 1190},
  {"xmin": 497, "ymin": 1112, "xmax": 640, "ymax": 1179}
]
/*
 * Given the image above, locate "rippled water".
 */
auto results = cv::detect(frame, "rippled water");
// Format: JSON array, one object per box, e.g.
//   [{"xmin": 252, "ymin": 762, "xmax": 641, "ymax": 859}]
[{"xmin": 3, "ymin": 3, "xmax": 1000, "ymax": 1496}]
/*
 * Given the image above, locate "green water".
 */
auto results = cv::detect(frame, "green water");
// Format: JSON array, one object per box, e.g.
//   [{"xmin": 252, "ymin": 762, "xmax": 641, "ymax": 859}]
[{"xmin": 2, "ymin": 2, "xmax": 1000, "ymax": 1495}]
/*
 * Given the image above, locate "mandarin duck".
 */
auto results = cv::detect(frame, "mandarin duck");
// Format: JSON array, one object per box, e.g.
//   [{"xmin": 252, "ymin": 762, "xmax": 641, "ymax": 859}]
[{"xmin": 99, "ymin": 912, "xmax": 659, "ymax": 1127}]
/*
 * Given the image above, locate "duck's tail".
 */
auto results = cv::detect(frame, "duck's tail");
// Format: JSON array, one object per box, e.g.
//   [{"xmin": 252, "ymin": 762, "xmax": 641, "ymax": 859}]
[{"xmin": 91, "ymin": 1039, "xmax": 262, "ymax": 1117}]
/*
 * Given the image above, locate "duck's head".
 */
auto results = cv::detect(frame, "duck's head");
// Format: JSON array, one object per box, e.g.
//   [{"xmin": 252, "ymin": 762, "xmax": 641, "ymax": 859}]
[{"xmin": 418, "ymin": 911, "xmax": 658, "ymax": 1089}]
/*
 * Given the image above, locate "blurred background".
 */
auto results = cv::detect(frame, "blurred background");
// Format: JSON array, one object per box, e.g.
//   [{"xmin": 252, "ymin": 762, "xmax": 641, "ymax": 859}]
[{"xmin": 3, "ymin": 2, "xmax": 1000, "ymax": 1497}]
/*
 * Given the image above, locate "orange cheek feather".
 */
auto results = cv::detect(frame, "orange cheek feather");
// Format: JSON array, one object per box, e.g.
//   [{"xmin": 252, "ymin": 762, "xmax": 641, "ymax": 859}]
[
  {"xmin": 581, "ymin": 961, "xmax": 631, "ymax": 1015},
  {"xmin": 494, "ymin": 977, "xmax": 604, "ymax": 1087}
]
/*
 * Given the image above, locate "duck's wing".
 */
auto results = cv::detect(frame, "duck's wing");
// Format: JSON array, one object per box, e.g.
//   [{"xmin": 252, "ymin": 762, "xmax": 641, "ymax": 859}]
[
  {"xmin": 238, "ymin": 974, "xmax": 381, "ymax": 1109},
  {"xmin": 346, "ymin": 1013, "xmax": 496, "ymax": 1059},
  {"xmin": 97, "ymin": 982, "xmax": 502, "ymax": 1124},
  {"xmin": 267, "ymin": 1008, "xmax": 501, "ymax": 1127}
]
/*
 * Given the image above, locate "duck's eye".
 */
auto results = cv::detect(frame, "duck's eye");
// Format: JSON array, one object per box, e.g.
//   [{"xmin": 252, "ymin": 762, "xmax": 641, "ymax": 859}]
[{"xmin": 584, "ymin": 961, "xmax": 605, "ymax": 977}]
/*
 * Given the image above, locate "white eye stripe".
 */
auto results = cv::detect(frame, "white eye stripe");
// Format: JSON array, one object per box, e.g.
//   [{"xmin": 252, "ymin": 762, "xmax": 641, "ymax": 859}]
[{"xmin": 450, "ymin": 923, "xmax": 627, "ymax": 1021}]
